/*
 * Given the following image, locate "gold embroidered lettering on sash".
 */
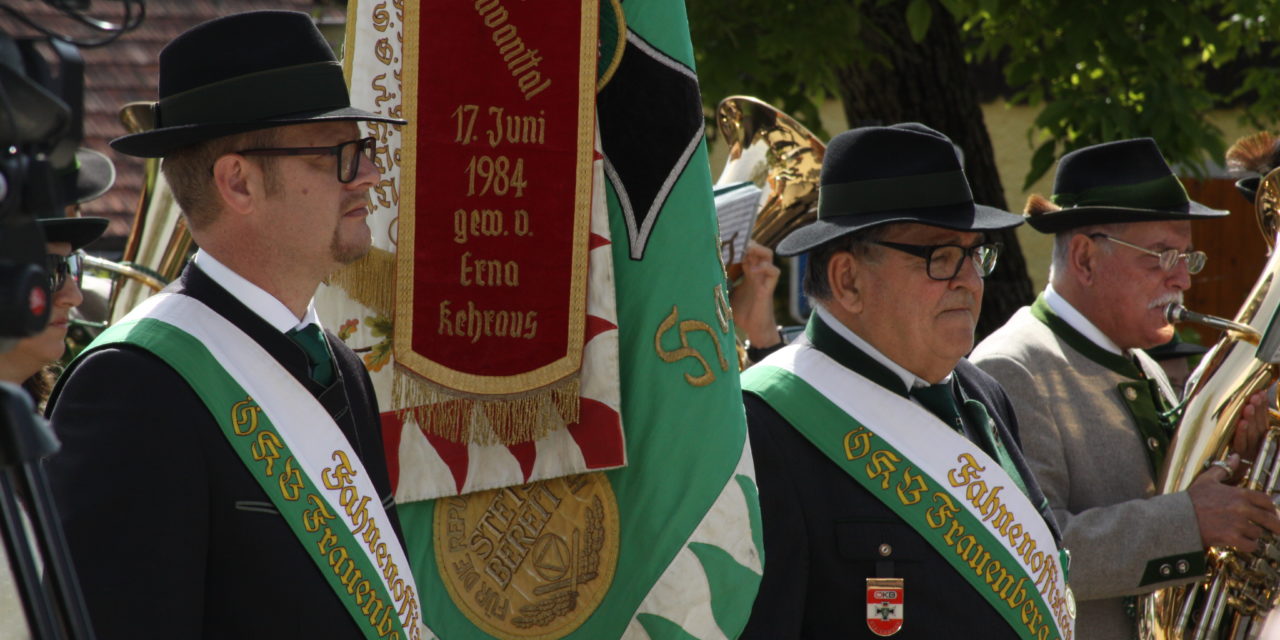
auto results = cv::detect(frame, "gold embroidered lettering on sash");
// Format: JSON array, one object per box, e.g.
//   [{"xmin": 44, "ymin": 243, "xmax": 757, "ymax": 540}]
[
  {"xmin": 231, "ymin": 398, "xmax": 261, "ymax": 436},
  {"xmin": 842, "ymin": 422, "xmax": 1072, "ymax": 640},
  {"xmin": 252, "ymin": 431, "xmax": 284, "ymax": 476},
  {"xmin": 303, "ymin": 494, "xmax": 337, "ymax": 533},
  {"xmin": 225, "ymin": 396, "xmax": 422, "ymax": 639},
  {"xmin": 318, "ymin": 449, "xmax": 423, "ymax": 636},
  {"xmin": 945, "ymin": 452, "xmax": 1072, "ymax": 638},
  {"xmin": 844, "ymin": 427, "xmax": 872, "ymax": 460},
  {"xmin": 279, "ymin": 457, "xmax": 305, "ymax": 502}
]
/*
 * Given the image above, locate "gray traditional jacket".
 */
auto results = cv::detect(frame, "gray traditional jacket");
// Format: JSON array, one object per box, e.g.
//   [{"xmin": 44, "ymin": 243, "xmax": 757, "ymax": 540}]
[{"xmin": 971, "ymin": 295, "xmax": 1204, "ymax": 640}]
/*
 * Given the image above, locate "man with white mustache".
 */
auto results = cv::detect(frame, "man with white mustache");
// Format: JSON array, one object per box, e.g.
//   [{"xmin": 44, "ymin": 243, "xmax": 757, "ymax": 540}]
[{"xmin": 971, "ymin": 138, "xmax": 1280, "ymax": 640}]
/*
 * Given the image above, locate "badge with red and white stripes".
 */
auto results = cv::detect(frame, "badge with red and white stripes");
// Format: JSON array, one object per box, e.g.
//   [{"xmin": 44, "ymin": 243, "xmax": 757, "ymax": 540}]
[{"xmin": 866, "ymin": 577, "xmax": 904, "ymax": 637}]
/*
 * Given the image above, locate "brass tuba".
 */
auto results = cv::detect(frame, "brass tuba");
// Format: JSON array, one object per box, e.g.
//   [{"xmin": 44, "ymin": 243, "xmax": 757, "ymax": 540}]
[
  {"xmin": 1138, "ymin": 166, "xmax": 1280, "ymax": 639},
  {"xmin": 714, "ymin": 96, "xmax": 824, "ymax": 261},
  {"xmin": 78, "ymin": 101, "xmax": 194, "ymax": 336}
]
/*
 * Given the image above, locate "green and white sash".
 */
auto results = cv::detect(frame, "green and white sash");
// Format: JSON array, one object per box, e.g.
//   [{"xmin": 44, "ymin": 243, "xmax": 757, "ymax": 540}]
[
  {"xmin": 743, "ymin": 344, "xmax": 1075, "ymax": 640},
  {"xmin": 84, "ymin": 292, "xmax": 433, "ymax": 640}
]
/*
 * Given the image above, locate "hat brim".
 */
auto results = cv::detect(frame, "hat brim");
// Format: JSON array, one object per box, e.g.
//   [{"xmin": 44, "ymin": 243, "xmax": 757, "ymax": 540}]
[
  {"xmin": 1236, "ymin": 177, "xmax": 1259, "ymax": 205},
  {"xmin": 1025, "ymin": 201, "xmax": 1228, "ymax": 233},
  {"xmin": 775, "ymin": 203, "xmax": 1022, "ymax": 257},
  {"xmin": 74, "ymin": 148, "xmax": 116, "ymax": 203},
  {"xmin": 39, "ymin": 217, "xmax": 109, "ymax": 250},
  {"xmin": 1144, "ymin": 341, "xmax": 1210, "ymax": 361},
  {"xmin": 110, "ymin": 106, "xmax": 408, "ymax": 158}
]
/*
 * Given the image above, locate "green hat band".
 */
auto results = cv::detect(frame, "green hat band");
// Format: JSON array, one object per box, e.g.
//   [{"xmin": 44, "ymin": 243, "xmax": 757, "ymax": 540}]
[
  {"xmin": 156, "ymin": 61, "xmax": 350, "ymax": 128},
  {"xmin": 818, "ymin": 169, "xmax": 972, "ymax": 217},
  {"xmin": 1051, "ymin": 174, "xmax": 1189, "ymax": 210}
]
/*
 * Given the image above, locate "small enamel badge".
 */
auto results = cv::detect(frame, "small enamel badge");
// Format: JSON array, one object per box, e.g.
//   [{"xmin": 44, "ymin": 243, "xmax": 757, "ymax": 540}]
[{"xmin": 866, "ymin": 577, "xmax": 904, "ymax": 636}]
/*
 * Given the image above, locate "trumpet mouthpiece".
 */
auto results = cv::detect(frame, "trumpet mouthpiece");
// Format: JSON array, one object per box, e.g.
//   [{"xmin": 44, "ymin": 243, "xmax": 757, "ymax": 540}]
[{"xmin": 1166, "ymin": 304, "xmax": 1260, "ymax": 338}]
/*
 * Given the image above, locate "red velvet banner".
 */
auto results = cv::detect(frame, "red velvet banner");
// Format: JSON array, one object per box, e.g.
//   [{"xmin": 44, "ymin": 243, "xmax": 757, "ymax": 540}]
[{"xmin": 396, "ymin": 0, "xmax": 596, "ymax": 395}]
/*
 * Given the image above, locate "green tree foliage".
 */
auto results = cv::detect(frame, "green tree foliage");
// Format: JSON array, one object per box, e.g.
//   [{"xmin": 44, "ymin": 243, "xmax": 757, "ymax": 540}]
[
  {"xmin": 955, "ymin": 0, "xmax": 1280, "ymax": 187},
  {"xmin": 688, "ymin": 0, "xmax": 1280, "ymax": 188}
]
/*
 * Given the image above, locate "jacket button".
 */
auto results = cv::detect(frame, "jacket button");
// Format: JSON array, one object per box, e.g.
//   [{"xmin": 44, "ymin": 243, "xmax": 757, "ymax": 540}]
[
  {"xmin": 1176, "ymin": 560, "xmax": 1190, "ymax": 574},
  {"xmin": 1125, "ymin": 387, "xmax": 1139, "ymax": 401},
  {"xmin": 879, "ymin": 544, "xmax": 893, "ymax": 557},
  {"xmin": 1159, "ymin": 564, "xmax": 1172, "ymax": 576},
  {"xmin": 1147, "ymin": 437, "xmax": 1160, "ymax": 451}
]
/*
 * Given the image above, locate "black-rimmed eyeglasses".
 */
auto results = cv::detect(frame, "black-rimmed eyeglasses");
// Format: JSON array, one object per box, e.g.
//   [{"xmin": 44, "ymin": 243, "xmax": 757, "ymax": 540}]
[
  {"xmin": 236, "ymin": 136, "xmax": 377, "ymax": 183},
  {"xmin": 1088, "ymin": 233, "xmax": 1206, "ymax": 274},
  {"xmin": 46, "ymin": 251, "xmax": 83, "ymax": 293},
  {"xmin": 872, "ymin": 241, "xmax": 1002, "ymax": 280}
]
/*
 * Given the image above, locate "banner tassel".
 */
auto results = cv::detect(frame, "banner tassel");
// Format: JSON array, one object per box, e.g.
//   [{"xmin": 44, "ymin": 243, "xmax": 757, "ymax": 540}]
[
  {"xmin": 393, "ymin": 365, "xmax": 582, "ymax": 446},
  {"xmin": 327, "ymin": 247, "xmax": 396, "ymax": 316}
]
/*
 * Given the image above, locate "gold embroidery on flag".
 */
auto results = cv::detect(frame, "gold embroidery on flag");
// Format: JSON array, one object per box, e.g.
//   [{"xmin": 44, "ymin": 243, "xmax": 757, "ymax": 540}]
[
  {"xmin": 435, "ymin": 473, "xmax": 619, "ymax": 639},
  {"xmin": 654, "ymin": 305, "xmax": 731, "ymax": 387},
  {"xmin": 393, "ymin": 368, "xmax": 581, "ymax": 446}
]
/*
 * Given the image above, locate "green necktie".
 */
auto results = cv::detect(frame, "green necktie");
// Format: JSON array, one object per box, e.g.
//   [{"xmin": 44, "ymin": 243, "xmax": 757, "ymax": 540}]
[
  {"xmin": 287, "ymin": 324, "xmax": 335, "ymax": 386},
  {"xmin": 911, "ymin": 382, "xmax": 965, "ymax": 434}
]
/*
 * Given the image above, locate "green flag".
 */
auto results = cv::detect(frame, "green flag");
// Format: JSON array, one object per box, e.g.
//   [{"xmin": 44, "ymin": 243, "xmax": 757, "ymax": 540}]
[{"xmin": 340, "ymin": 0, "xmax": 763, "ymax": 636}]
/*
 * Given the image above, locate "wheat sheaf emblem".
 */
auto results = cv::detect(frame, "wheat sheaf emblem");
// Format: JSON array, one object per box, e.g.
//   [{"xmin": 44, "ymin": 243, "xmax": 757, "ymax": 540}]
[{"xmin": 512, "ymin": 496, "xmax": 607, "ymax": 628}]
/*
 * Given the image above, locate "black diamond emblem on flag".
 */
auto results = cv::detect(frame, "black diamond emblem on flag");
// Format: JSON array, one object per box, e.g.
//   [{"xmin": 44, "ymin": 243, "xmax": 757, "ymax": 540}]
[{"xmin": 598, "ymin": 30, "xmax": 704, "ymax": 260}]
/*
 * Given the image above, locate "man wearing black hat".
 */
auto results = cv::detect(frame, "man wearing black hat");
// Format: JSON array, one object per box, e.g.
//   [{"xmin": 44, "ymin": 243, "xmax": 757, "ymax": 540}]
[
  {"xmin": 739, "ymin": 124, "xmax": 1073, "ymax": 639},
  {"xmin": 44, "ymin": 11, "xmax": 430, "ymax": 639},
  {"xmin": 971, "ymin": 138, "xmax": 1280, "ymax": 640}
]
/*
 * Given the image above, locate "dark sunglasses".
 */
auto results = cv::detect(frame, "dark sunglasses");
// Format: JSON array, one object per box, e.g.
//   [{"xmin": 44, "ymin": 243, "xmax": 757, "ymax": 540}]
[
  {"xmin": 236, "ymin": 136, "xmax": 378, "ymax": 183},
  {"xmin": 46, "ymin": 251, "xmax": 83, "ymax": 293}
]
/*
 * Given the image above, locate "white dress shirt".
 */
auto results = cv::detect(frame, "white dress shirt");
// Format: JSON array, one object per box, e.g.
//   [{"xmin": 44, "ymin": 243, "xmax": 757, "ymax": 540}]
[
  {"xmin": 192, "ymin": 250, "xmax": 322, "ymax": 334},
  {"xmin": 1043, "ymin": 282, "xmax": 1123, "ymax": 355},
  {"xmin": 814, "ymin": 304, "xmax": 950, "ymax": 392}
]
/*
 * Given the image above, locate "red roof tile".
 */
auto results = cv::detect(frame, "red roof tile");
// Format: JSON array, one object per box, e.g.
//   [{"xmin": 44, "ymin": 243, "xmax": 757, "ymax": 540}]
[{"xmin": 0, "ymin": 0, "xmax": 348, "ymax": 255}]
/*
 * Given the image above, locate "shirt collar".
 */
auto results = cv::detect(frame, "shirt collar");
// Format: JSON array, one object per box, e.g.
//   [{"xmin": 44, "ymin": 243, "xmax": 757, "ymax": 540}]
[
  {"xmin": 1043, "ymin": 282, "xmax": 1123, "ymax": 356},
  {"xmin": 193, "ymin": 250, "xmax": 320, "ymax": 334},
  {"xmin": 814, "ymin": 305, "xmax": 948, "ymax": 390}
]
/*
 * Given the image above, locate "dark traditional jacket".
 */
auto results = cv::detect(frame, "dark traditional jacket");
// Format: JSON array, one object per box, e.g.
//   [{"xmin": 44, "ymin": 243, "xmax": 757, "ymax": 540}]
[
  {"xmin": 740, "ymin": 314, "xmax": 1061, "ymax": 639},
  {"xmin": 45, "ymin": 264, "xmax": 399, "ymax": 639}
]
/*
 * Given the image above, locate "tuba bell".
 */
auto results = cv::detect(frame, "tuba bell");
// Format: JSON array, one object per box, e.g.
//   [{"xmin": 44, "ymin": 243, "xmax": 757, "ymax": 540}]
[
  {"xmin": 1138, "ymin": 166, "xmax": 1280, "ymax": 639},
  {"xmin": 714, "ymin": 96, "xmax": 824, "ymax": 261},
  {"xmin": 75, "ymin": 101, "xmax": 194, "ymax": 340}
]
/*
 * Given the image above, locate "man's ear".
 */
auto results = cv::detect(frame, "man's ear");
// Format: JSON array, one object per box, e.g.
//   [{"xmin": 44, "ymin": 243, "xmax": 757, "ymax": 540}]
[
  {"xmin": 212, "ymin": 153, "xmax": 257, "ymax": 217},
  {"xmin": 1066, "ymin": 233, "xmax": 1097, "ymax": 287},
  {"xmin": 828, "ymin": 251, "xmax": 863, "ymax": 315}
]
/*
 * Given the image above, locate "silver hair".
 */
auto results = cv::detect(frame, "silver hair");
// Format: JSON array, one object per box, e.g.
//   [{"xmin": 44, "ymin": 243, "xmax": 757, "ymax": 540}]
[{"xmin": 1048, "ymin": 222, "xmax": 1127, "ymax": 282}]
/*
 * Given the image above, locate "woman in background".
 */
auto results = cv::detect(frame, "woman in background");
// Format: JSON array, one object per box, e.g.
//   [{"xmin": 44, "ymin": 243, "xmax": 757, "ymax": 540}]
[{"xmin": 0, "ymin": 148, "xmax": 111, "ymax": 640}]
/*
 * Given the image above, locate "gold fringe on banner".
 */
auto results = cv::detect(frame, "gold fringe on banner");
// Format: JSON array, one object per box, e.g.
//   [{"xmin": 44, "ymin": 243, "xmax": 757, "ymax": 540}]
[
  {"xmin": 327, "ymin": 247, "xmax": 396, "ymax": 316},
  {"xmin": 393, "ymin": 365, "xmax": 582, "ymax": 446}
]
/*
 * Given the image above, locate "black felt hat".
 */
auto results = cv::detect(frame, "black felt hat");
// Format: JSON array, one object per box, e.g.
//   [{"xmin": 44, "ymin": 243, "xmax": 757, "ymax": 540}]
[
  {"xmin": 39, "ymin": 217, "xmax": 108, "ymax": 250},
  {"xmin": 63, "ymin": 148, "xmax": 115, "ymax": 204},
  {"xmin": 40, "ymin": 148, "xmax": 113, "ymax": 250},
  {"xmin": 110, "ymin": 11, "xmax": 406, "ymax": 158},
  {"xmin": 1144, "ymin": 336, "xmax": 1210, "ymax": 362},
  {"xmin": 1026, "ymin": 138, "xmax": 1227, "ymax": 233},
  {"xmin": 775, "ymin": 123, "xmax": 1022, "ymax": 257},
  {"xmin": 1236, "ymin": 176, "xmax": 1260, "ymax": 204}
]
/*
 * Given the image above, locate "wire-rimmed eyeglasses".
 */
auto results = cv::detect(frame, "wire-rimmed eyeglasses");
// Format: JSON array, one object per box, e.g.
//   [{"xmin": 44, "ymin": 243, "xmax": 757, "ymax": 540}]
[
  {"xmin": 1088, "ymin": 233, "xmax": 1206, "ymax": 274},
  {"xmin": 236, "ymin": 136, "xmax": 377, "ymax": 183},
  {"xmin": 872, "ymin": 240, "xmax": 1003, "ymax": 280}
]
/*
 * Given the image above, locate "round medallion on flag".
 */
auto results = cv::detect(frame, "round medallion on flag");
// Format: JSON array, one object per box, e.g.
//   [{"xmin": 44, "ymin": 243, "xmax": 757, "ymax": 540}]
[{"xmin": 434, "ymin": 473, "xmax": 620, "ymax": 638}]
